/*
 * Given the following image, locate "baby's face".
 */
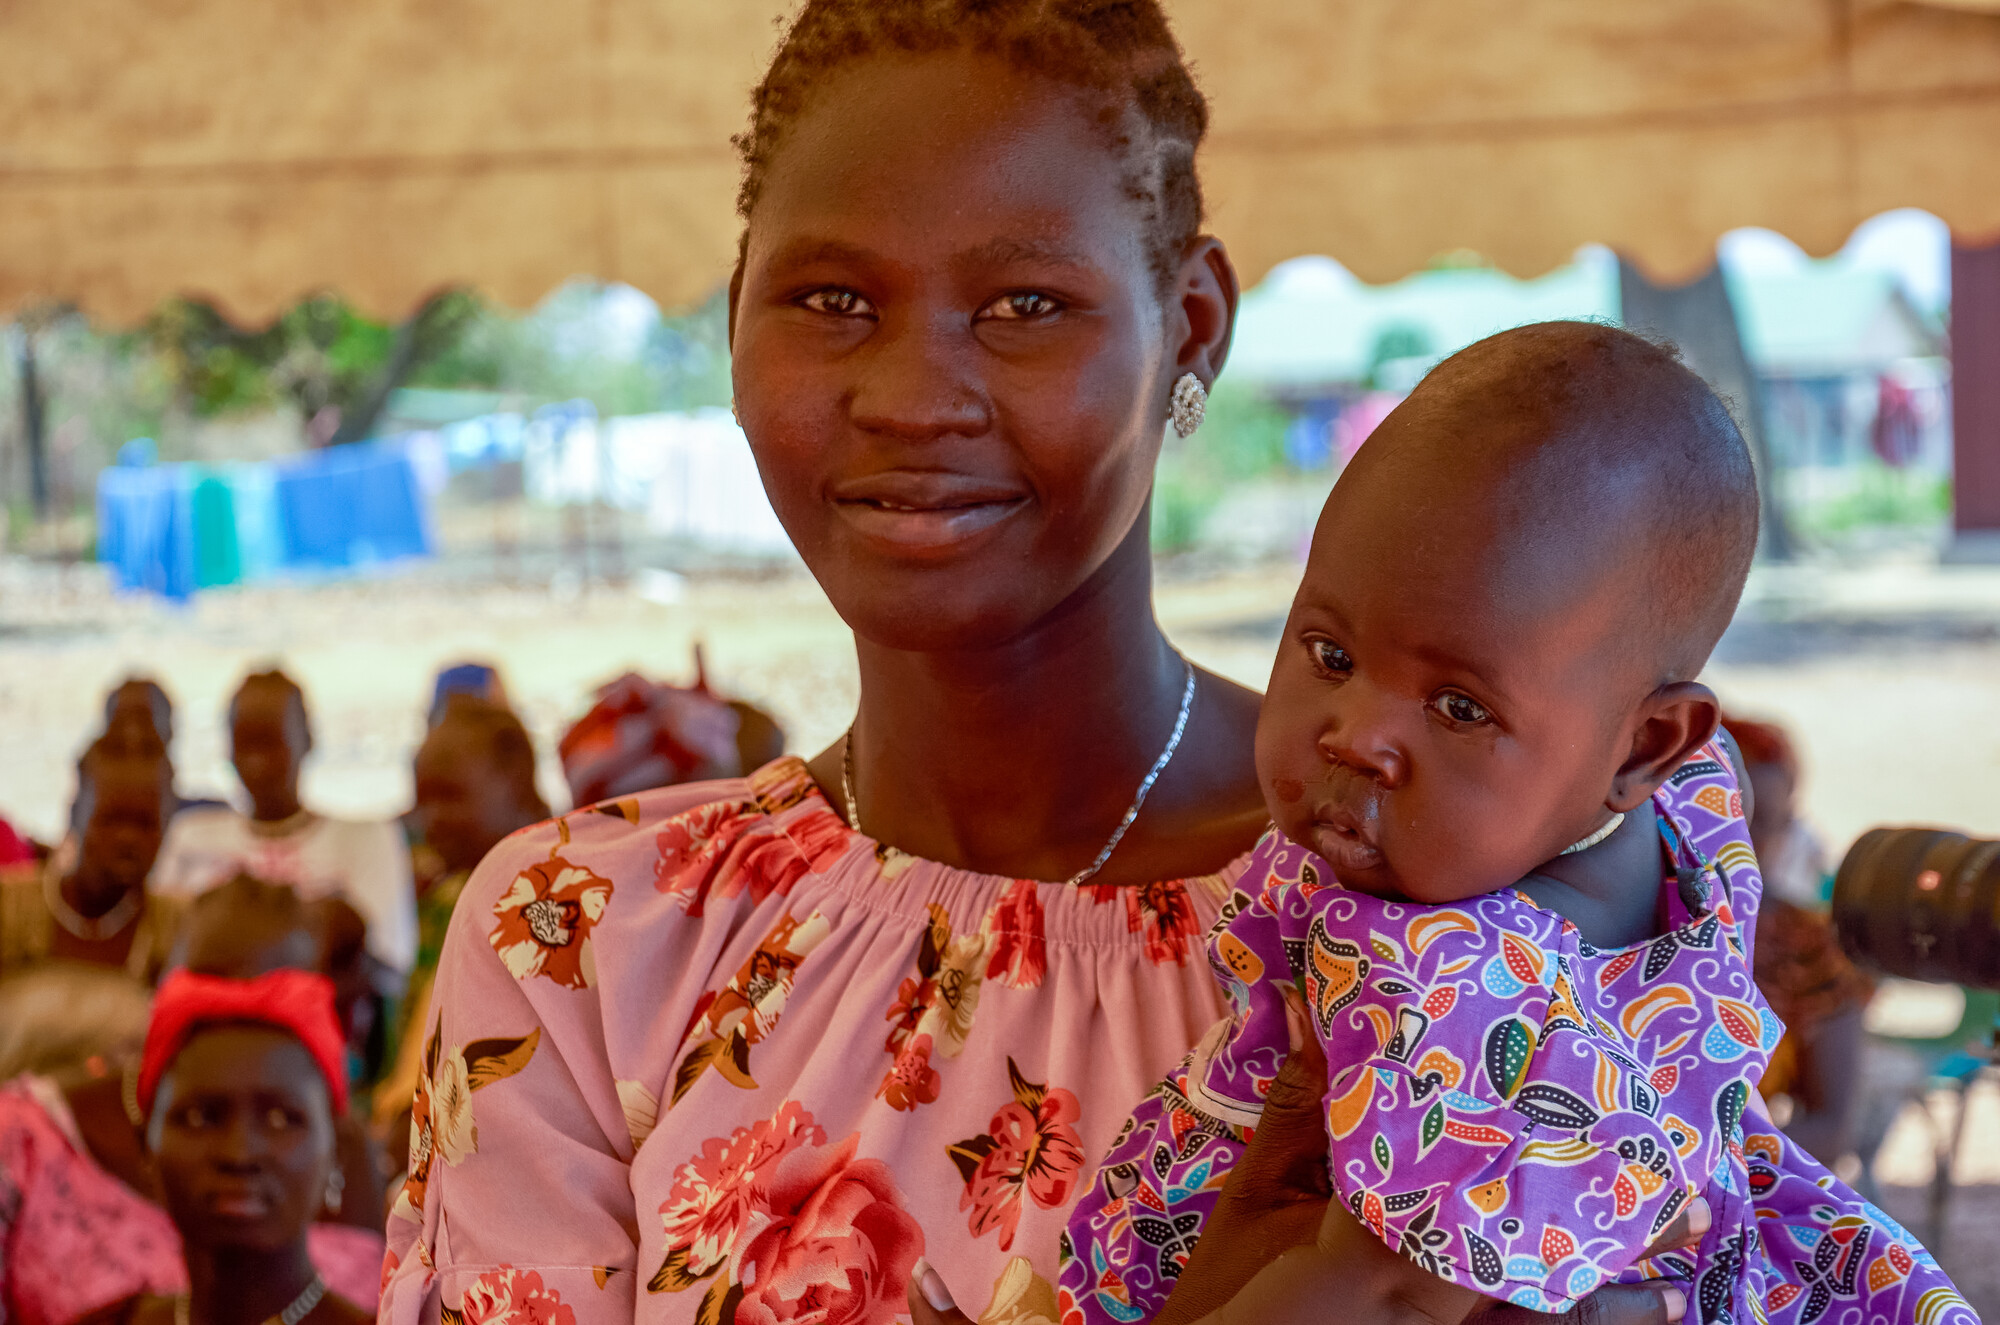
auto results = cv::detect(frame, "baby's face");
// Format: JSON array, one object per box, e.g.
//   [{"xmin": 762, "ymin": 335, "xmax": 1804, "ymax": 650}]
[{"xmin": 1256, "ymin": 449, "xmax": 1643, "ymax": 902}]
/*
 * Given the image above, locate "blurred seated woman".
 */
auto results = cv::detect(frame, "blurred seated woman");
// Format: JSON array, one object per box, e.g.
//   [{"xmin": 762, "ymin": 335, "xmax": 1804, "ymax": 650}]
[
  {"xmin": 375, "ymin": 694, "xmax": 549, "ymax": 1163},
  {"xmin": 0, "ymin": 741, "xmax": 184, "ymax": 982},
  {"xmin": 75, "ymin": 968, "xmax": 371, "ymax": 1325},
  {"xmin": 1726, "ymin": 712, "xmax": 1872, "ymax": 1170},
  {"xmin": 0, "ymin": 879, "xmax": 385, "ymax": 1322},
  {"xmin": 151, "ymin": 670, "xmax": 416, "ymax": 994}
]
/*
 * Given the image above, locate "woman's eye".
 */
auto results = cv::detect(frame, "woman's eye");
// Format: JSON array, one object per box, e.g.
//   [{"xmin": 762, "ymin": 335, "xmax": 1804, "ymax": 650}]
[
  {"xmin": 1309, "ymin": 640, "xmax": 1353, "ymax": 676},
  {"xmin": 799, "ymin": 288, "xmax": 874, "ymax": 318},
  {"xmin": 1433, "ymin": 692, "xmax": 1492, "ymax": 725},
  {"xmin": 979, "ymin": 292, "xmax": 1062, "ymax": 321}
]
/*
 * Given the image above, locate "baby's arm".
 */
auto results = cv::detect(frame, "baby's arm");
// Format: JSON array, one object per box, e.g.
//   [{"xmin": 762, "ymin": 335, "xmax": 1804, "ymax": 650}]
[{"xmin": 1057, "ymin": 1028, "xmax": 1252, "ymax": 1325}]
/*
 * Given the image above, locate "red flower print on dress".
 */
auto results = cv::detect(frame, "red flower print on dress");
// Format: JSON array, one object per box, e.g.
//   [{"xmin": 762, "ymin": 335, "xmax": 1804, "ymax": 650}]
[
  {"xmin": 1081, "ymin": 877, "xmax": 1203, "ymax": 967},
  {"xmin": 453, "ymin": 1267, "xmax": 577, "ymax": 1325},
  {"xmin": 948, "ymin": 1058, "xmax": 1086, "ymax": 1251},
  {"xmin": 982, "ymin": 879, "xmax": 1049, "ymax": 990},
  {"xmin": 489, "ymin": 857, "xmax": 613, "ymax": 989},
  {"xmin": 650, "ymin": 1102, "xmax": 922, "ymax": 1325},
  {"xmin": 877, "ymin": 1033, "xmax": 942, "ymax": 1112},
  {"xmin": 885, "ymin": 973, "xmax": 938, "ymax": 1056},
  {"xmin": 732, "ymin": 1133, "xmax": 923, "ymax": 1325},
  {"xmin": 653, "ymin": 799, "xmax": 762, "ymax": 913},
  {"xmin": 671, "ymin": 910, "xmax": 833, "ymax": 1105},
  {"xmin": 653, "ymin": 1099, "xmax": 825, "ymax": 1289},
  {"xmin": 785, "ymin": 801, "xmax": 856, "ymax": 872},
  {"xmin": 654, "ymin": 788, "xmax": 850, "ymax": 918}
]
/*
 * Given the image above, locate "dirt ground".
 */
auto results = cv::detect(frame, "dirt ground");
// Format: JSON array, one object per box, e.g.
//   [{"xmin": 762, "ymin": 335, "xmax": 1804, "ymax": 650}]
[{"xmin": 2, "ymin": 549, "xmax": 1996, "ymax": 1289}]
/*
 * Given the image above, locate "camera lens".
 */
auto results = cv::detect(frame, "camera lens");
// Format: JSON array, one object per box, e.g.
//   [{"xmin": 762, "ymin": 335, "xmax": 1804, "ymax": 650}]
[{"xmin": 1832, "ymin": 829, "xmax": 2000, "ymax": 989}]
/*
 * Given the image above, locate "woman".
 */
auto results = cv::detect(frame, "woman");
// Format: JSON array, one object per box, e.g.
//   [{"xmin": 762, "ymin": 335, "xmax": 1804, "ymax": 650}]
[
  {"xmin": 151, "ymin": 670, "xmax": 417, "ymax": 986},
  {"xmin": 76, "ymin": 969, "xmax": 372, "ymax": 1325},
  {"xmin": 0, "ymin": 879, "xmax": 385, "ymax": 1322},
  {"xmin": 0, "ymin": 741, "xmax": 183, "ymax": 982},
  {"xmin": 382, "ymin": 5, "xmax": 1692, "ymax": 1322}
]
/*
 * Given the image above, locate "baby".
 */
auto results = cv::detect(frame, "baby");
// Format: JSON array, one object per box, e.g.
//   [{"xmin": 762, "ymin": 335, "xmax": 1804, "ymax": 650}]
[{"xmin": 1059, "ymin": 324, "xmax": 1969, "ymax": 1325}]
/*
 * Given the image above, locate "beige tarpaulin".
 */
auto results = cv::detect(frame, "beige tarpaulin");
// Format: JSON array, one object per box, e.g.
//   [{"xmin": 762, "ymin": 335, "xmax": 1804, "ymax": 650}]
[{"xmin": 3, "ymin": 0, "xmax": 1998, "ymax": 325}]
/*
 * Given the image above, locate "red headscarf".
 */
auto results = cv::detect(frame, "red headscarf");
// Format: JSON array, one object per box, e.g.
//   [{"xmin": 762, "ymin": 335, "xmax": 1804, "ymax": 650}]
[
  {"xmin": 138, "ymin": 969, "xmax": 349, "ymax": 1119},
  {"xmin": 1721, "ymin": 712, "xmax": 1799, "ymax": 782}
]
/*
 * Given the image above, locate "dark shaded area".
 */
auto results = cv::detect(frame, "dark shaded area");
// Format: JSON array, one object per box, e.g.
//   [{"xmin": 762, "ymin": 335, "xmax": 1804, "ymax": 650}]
[
  {"xmin": 1953, "ymin": 237, "xmax": 2000, "ymax": 540},
  {"xmin": 1618, "ymin": 257, "xmax": 1796, "ymax": 562}
]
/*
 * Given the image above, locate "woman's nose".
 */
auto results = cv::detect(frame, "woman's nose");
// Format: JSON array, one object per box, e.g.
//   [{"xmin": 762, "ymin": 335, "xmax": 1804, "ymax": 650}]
[
  {"xmin": 848, "ymin": 308, "xmax": 990, "ymax": 442},
  {"xmin": 1315, "ymin": 684, "xmax": 1409, "ymax": 788}
]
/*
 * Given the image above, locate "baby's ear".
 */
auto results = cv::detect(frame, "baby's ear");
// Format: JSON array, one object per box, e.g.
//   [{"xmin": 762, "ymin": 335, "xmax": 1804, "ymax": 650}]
[{"xmin": 1607, "ymin": 681, "xmax": 1721, "ymax": 812}]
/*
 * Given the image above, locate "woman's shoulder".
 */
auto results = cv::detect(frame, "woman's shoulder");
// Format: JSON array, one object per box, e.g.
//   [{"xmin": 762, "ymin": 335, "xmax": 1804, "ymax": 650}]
[
  {"xmin": 454, "ymin": 757, "xmax": 847, "ymax": 935},
  {"xmin": 473, "ymin": 756, "xmax": 819, "ymax": 869}
]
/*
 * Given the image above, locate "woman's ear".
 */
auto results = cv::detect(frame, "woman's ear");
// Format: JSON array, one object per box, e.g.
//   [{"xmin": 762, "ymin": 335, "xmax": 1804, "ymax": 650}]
[
  {"xmin": 1171, "ymin": 235, "xmax": 1239, "ymax": 387},
  {"xmin": 1607, "ymin": 681, "xmax": 1721, "ymax": 813}
]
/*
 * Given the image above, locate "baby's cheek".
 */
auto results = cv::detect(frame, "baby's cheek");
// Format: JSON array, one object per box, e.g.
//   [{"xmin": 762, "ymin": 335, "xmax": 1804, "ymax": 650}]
[{"xmin": 1270, "ymin": 777, "xmax": 1304, "ymax": 804}]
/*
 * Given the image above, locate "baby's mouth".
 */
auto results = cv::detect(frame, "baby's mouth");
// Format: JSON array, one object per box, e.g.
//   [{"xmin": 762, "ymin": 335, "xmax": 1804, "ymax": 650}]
[{"xmin": 1309, "ymin": 803, "xmax": 1385, "ymax": 876}]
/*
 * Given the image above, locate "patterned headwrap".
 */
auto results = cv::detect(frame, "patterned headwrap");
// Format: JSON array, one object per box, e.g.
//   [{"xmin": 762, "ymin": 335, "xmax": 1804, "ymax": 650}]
[
  {"xmin": 559, "ymin": 664, "xmax": 741, "ymax": 807},
  {"xmin": 138, "ymin": 968, "xmax": 349, "ymax": 1119}
]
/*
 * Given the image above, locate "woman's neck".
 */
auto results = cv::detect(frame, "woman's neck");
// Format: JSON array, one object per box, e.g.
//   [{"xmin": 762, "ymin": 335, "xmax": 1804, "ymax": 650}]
[
  {"xmin": 62, "ymin": 864, "xmax": 141, "ymax": 919},
  {"xmin": 811, "ymin": 526, "xmax": 1268, "ymax": 884},
  {"xmin": 187, "ymin": 1242, "xmax": 318, "ymax": 1325}
]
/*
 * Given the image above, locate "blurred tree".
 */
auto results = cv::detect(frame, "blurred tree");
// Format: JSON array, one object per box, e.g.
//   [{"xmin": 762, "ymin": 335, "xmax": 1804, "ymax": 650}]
[
  {"xmin": 1365, "ymin": 323, "xmax": 1433, "ymax": 389},
  {"xmin": 146, "ymin": 291, "xmax": 477, "ymax": 441}
]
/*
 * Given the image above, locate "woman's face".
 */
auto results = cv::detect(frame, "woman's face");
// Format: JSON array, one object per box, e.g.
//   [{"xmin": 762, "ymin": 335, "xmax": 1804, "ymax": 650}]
[
  {"xmin": 732, "ymin": 51, "xmax": 1218, "ymax": 651},
  {"xmin": 149, "ymin": 1025, "xmax": 336, "ymax": 1254}
]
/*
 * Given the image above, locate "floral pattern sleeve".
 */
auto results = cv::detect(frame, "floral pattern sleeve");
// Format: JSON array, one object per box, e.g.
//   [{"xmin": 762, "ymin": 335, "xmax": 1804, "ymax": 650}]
[{"xmin": 381, "ymin": 813, "xmax": 650, "ymax": 1323}]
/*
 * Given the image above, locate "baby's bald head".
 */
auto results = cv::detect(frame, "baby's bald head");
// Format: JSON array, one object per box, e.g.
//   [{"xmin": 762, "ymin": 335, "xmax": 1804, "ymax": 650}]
[
  {"xmin": 1259, "ymin": 321, "xmax": 1758, "ymax": 904},
  {"xmin": 1342, "ymin": 320, "xmax": 1757, "ymax": 686}
]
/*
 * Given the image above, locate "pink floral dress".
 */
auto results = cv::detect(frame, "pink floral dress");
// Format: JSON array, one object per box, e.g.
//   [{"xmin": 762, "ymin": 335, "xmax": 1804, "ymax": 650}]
[{"xmin": 380, "ymin": 757, "xmax": 1244, "ymax": 1324}]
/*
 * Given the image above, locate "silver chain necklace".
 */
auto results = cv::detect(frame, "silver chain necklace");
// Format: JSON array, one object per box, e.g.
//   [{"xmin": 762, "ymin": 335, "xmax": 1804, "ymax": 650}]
[
  {"xmin": 175, "ymin": 1273, "xmax": 325, "ymax": 1325},
  {"xmin": 842, "ymin": 655, "xmax": 1197, "ymax": 887}
]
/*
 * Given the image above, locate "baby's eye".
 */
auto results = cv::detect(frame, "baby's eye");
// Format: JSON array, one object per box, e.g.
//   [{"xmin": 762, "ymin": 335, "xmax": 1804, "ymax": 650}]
[
  {"xmin": 1308, "ymin": 640, "xmax": 1353, "ymax": 676},
  {"xmin": 1432, "ymin": 691, "xmax": 1492, "ymax": 726},
  {"xmin": 264, "ymin": 1107, "xmax": 295, "ymax": 1131},
  {"xmin": 978, "ymin": 291, "xmax": 1062, "ymax": 321},
  {"xmin": 799, "ymin": 288, "xmax": 875, "ymax": 318}
]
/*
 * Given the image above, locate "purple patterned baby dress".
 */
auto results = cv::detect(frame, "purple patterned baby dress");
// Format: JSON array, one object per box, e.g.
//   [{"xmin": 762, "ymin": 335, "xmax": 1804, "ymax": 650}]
[{"xmin": 1060, "ymin": 741, "xmax": 1974, "ymax": 1325}]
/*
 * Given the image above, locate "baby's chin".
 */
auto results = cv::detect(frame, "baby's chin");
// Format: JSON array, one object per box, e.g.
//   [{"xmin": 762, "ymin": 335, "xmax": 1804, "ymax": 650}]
[{"xmin": 1293, "ymin": 824, "xmax": 1491, "ymax": 906}]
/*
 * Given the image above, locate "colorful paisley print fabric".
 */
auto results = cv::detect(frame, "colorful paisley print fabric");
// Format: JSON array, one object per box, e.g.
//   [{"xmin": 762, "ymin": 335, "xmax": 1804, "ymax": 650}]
[
  {"xmin": 1060, "ymin": 742, "xmax": 1973, "ymax": 1325},
  {"xmin": 379, "ymin": 757, "xmax": 1244, "ymax": 1324}
]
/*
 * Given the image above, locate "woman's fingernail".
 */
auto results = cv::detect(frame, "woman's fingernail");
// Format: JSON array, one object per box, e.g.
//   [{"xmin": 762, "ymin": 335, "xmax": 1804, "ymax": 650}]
[
  {"xmin": 1685, "ymin": 1197, "xmax": 1713, "ymax": 1237},
  {"xmin": 913, "ymin": 1257, "xmax": 955, "ymax": 1313},
  {"xmin": 1282, "ymin": 988, "xmax": 1309, "ymax": 1052},
  {"xmin": 1661, "ymin": 1286, "xmax": 1688, "ymax": 1322}
]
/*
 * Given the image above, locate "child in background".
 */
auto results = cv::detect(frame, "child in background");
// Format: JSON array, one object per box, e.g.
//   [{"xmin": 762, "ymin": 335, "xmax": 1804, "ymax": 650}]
[
  {"xmin": 1061, "ymin": 324, "xmax": 1969, "ymax": 1325},
  {"xmin": 1722, "ymin": 714, "xmax": 1871, "ymax": 1173}
]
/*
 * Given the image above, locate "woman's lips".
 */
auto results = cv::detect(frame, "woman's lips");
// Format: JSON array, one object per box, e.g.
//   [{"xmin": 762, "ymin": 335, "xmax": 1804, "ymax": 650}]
[
  {"xmin": 204, "ymin": 1188, "xmax": 274, "ymax": 1219},
  {"xmin": 829, "ymin": 472, "xmax": 1029, "ymax": 551}
]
